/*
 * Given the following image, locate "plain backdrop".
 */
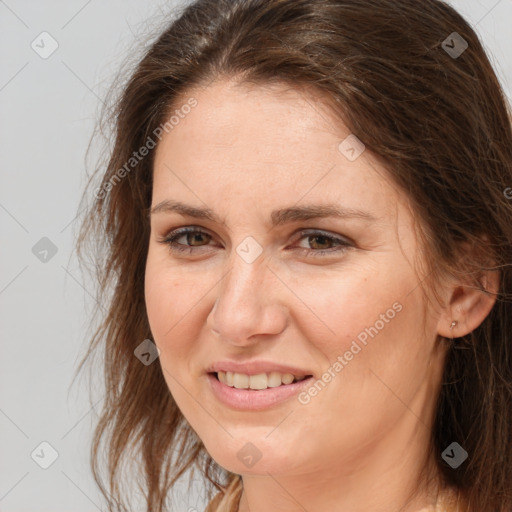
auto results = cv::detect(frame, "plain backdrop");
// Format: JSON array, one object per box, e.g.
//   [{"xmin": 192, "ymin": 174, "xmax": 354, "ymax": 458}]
[{"xmin": 0, "ymin": 1, "xmax": 511, "ymax": 511}]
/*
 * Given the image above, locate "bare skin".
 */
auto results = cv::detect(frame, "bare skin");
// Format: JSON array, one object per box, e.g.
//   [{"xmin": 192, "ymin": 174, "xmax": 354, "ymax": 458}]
[{"xmin": 144, "ymin": 78, "xmax": 497, "ymax": 512}]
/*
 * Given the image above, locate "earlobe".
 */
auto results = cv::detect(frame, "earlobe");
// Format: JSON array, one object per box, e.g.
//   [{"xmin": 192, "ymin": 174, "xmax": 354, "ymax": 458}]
[{"xmin": 437, "ymin": 270, "xmax": 500, "ymax": 339}]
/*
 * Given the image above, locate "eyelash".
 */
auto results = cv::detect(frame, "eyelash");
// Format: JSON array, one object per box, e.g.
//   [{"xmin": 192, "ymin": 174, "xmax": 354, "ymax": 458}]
[{"xmin": 157, "ymin": 226, "xmax": 353, "ymax": 257}]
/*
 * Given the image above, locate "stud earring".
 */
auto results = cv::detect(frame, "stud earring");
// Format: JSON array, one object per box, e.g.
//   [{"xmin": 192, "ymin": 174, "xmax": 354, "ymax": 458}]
[{"xmin": 449, "ymin": 320, "xmax": 458, "ymax": 329}]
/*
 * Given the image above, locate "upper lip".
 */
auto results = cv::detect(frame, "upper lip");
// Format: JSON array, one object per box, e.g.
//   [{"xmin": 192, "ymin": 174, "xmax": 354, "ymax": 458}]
[{"xmin": 206, "ymin": 360, "xmax": 314, "ymax": 377}]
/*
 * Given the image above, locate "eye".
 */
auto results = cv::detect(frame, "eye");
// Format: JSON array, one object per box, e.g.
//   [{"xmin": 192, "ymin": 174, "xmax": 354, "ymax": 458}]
[
  {"xmin": 158, "ymin": 227, "xmax": 214, "ymax": 254},
  {"xmin": 291, "ymin": 229, "xmax": 353, "ymax": 257},
  {"xmin": 157, "ymin": 227, "xmax": 353, "ymax": 257}
]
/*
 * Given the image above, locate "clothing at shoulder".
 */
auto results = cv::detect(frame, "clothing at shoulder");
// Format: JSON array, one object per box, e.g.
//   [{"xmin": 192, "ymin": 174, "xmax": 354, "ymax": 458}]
[
  {"xmin": 205, "ymin": 479, "xmax": 461, "ymax": 512},
  {"xmin": 418, "ymin": 487, "xmax": 462, "ymax": 512},
  {"xmin": 204, "ymin": 475, "xmax": 243, "ymax": 512}
]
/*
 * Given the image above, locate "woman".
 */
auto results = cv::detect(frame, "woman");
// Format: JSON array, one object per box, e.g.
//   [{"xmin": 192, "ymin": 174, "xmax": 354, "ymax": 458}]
[{"xmin": 76, "ymin": 0, "xmax": 512, "ymax": 511}]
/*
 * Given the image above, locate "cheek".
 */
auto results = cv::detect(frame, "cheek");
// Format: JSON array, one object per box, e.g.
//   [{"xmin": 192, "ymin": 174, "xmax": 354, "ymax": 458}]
[
  {"xmin": 291, "ymin": 262, "xmax": 430, "ymax": 406},
  {"xmin": 144, "ymin": 255, "xmax": 206, "ymax": 410},
  {"xmin": 289, "ymin": 275, "xmax": 431, "ymax": 459},
  {"xmin": 288, "ymin": 261, "xmax": 415, "ymax": 356},
  {"xmin": 144, "ymin": 252, "xmax": 201, "ymax": 355},
  {"xmin": 145, "ymin": 271, "xmax": 176, "ymax": 340},
  {"xmin": 145, "ymin": 244, "xmax": 202, "ymax": 323}
]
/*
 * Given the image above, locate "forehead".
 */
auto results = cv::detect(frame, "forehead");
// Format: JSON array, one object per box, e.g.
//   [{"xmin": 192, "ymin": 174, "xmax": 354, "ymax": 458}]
[
  {"xmin": 152, "ymin": 78, "xmax": 402, "ymax": 221},
  {"xmin": 164, "ymin": 78, "xmax": 342, "ymax": 155}
]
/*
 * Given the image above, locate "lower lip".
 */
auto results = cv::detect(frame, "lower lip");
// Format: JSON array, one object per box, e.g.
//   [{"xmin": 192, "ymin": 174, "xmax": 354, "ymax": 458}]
[{"xmin": 207, "ymin": 373, "xmax": 313, "ymax": 410}]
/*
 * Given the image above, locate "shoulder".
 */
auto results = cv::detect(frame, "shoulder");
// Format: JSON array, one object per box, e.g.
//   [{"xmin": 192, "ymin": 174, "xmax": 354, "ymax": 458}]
[{"xmin": 204, "ymin": 475, "xmax": 243, "ymax": 512}]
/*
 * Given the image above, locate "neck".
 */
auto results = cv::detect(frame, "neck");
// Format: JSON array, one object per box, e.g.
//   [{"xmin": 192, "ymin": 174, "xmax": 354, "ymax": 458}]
[{"xmin": 237, "ymin": 414, "xmax": 443, "ymax": 512}]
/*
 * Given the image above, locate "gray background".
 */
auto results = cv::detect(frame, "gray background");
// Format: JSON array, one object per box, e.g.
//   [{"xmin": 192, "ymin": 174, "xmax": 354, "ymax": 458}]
[{"xmin": 0, "ymin": 1, "xmax": 510, "ymax": 511}]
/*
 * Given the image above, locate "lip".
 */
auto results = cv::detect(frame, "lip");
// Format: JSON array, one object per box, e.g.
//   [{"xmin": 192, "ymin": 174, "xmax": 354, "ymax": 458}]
[
  {"xmin": 207, "ymin": 373, "xmax": 314, "ymax": 410},
  {"xmin": 206, "ymin": 360, "xmax": 314, "ymax": 377}
]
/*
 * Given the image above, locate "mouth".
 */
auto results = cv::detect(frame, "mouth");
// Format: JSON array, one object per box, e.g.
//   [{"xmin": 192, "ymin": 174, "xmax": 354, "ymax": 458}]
[
  {"xmin": 208, "ymin": 371, "xmax": 314, "ymax": 390},
  {"xmin": 207, "ymin": 370, "xmax": 314, "ymax": 410}
]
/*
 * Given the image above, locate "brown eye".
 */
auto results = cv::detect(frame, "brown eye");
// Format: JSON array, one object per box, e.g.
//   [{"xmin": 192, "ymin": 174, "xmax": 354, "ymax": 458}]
[
  {"xmin": 293, "ymin": 230, "xmax": 353, "ymax": 257},
  {"xmin": 158, "ymin": 227, "xmax": 352, "ymax": 258},
  {"xmin": 185, "ymin": 231, "xmax": 211, "ymax": 246},
  {"xmin": 159, "ymin": 227, "xmax": 214, "ymax": 254},
  {"xmin": 307, "ymin": 234, "xmax": 335, "ymax": 250}
]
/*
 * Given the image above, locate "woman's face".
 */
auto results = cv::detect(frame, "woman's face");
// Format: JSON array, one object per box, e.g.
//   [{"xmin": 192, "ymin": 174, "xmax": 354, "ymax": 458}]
[{"xmin": 144, "ymin": 78, "xmax": 448, "ymax": 478}]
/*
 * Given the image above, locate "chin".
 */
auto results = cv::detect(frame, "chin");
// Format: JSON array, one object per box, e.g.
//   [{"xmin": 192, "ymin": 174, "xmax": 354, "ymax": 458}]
[{"xmin": 203, "ymin": 435, "xmax": 300, "ymax": 476}]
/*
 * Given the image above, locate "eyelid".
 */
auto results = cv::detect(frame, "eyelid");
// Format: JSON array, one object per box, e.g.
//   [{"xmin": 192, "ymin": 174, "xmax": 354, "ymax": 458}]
[
  {"xmin": 291, "ymin": 228, "xmax": 354, "ymax": 246},
  {"xmin": 160, "ymin": 226, "xmax": 214, "ymax": 244},
  {"xmin": 157, "ymin": 225, "xmax": 354, "ymax": 256},
  {"xmin": 159, "ymin": 225, "xmax": 352, "ymax": 243}
]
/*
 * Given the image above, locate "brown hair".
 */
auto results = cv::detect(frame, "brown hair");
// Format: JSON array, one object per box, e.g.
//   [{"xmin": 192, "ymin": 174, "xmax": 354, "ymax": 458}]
[{"xmin": 75, "ymin": 0, "xmax": 512, "ymax": 510}]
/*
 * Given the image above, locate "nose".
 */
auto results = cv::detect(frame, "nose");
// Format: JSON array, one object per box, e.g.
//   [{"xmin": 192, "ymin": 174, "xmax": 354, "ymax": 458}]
[{"xmin": 206, "ymin": 254, "xmax": 288, "ymax": 347}]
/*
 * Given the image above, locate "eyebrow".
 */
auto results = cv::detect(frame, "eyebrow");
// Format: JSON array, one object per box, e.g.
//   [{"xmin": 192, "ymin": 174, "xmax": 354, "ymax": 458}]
[{"xmin": 149, "ymin": 199, "xmax": 377, "ymax": 226}]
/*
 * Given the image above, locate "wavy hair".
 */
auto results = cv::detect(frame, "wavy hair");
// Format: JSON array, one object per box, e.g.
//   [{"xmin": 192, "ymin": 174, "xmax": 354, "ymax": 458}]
[{"xmin": 76, "ymin": 0, "xmax": 512, "ymax": 510}]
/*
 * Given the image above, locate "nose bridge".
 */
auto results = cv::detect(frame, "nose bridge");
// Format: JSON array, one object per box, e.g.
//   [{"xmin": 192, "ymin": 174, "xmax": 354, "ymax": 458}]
[
  {"xmin": 217, "ymin": 252, "xmax": 268, "ymax": 319},
  {"xmin": 208, "ymin": 250, "xmax": 286, "ymax": 343}
]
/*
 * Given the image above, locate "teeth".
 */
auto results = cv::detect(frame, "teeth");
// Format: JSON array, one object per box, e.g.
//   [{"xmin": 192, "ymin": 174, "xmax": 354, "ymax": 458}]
[
  {"xmin": 249, "ymin": 373, "xmax": 268, "ymax": 390},
  {"xmin": 267, "ymin": 371, "xmax": 283, "ymax": 388},
  {"xmin": 281, "ymin": 373, "xmax": 294, "ymax": 385},
  {"xmin": 233, "ymin": 373, "xmax": 249, "ymax": 389},
  {"xmin": 216, "ymin": 371, "xmax": 308, "ymax": 389}
]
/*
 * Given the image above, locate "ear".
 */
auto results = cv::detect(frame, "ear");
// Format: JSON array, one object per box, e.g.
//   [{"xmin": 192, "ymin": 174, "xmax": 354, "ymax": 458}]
[{"xmin": 436, "ymin": 268, "xmax": 500, "ymax": 339}]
